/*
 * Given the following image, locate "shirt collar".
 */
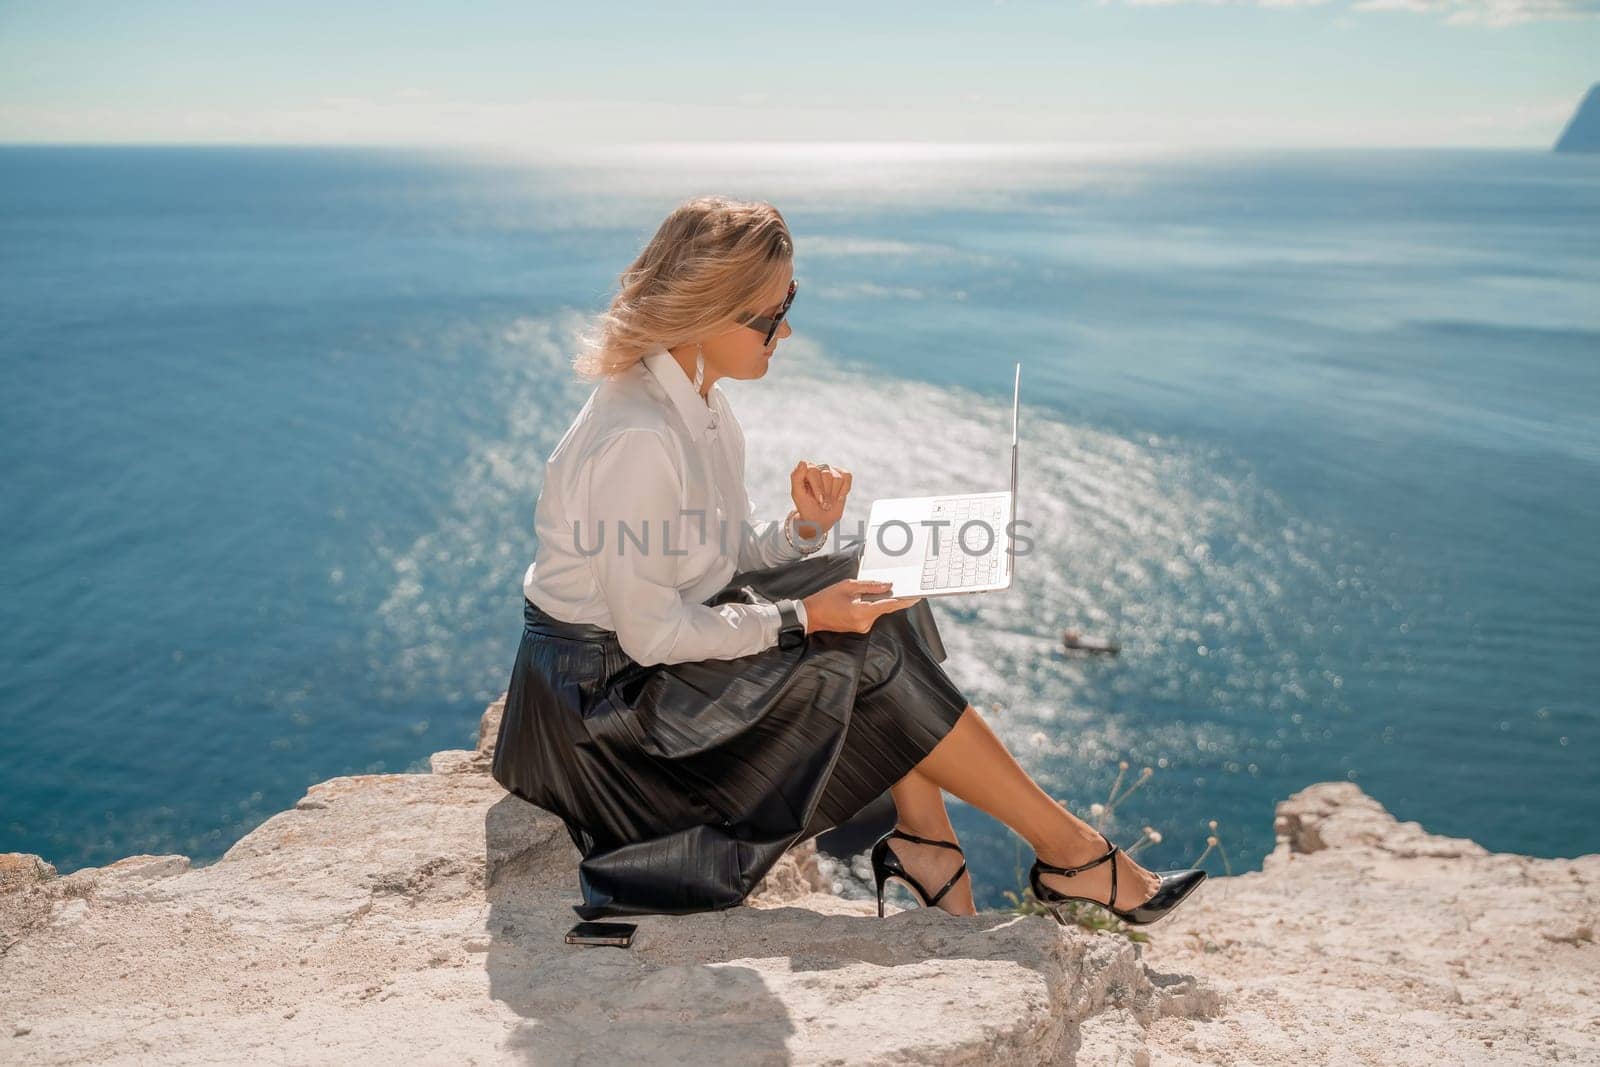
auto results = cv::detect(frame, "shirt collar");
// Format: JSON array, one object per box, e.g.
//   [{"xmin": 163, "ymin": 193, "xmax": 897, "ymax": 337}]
[{"xmin": 641, "ymin": 346, "xmax": 719, "ymax": 443}]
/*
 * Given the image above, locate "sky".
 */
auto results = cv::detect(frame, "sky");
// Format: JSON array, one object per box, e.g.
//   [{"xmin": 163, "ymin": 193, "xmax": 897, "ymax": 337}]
[{"xmin": 1, "ymin": 0, "xmax": 1595, "ymax": 148}]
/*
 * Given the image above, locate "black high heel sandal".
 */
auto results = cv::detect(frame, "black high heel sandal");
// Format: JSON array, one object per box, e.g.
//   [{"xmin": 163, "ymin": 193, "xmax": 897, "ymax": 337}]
[
  {"xmin": 1029, "ymin": 829, "xmax": 1207, "ymax": 928},
  {"xmin": 871, "ymin": 827, "xmax": 969, "ymax": 917}
]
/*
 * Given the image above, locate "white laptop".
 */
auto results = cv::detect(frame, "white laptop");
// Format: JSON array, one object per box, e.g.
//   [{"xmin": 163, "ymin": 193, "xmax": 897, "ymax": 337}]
[{"xmin": 857, "ymin": 363, "xmax": 1020, "ymax": 601}]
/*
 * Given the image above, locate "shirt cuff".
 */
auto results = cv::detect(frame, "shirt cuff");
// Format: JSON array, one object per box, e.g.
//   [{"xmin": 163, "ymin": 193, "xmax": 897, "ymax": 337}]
[
  {"xmin": 753, "ymin": 599, "xmax": 783, "ymax": 648},
  {"xmin": 769, "ymin": 511, "xmax": 802, "ymax": 562},
  {"xmin": 793, "ymin": 598, "xmax": 808, "ymax": 632}
]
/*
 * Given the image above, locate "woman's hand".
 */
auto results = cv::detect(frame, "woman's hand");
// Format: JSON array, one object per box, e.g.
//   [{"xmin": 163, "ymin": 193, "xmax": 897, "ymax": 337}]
[
  {"xmin": 790, "ymin": 461, "xmax": 851, "ymax": 540},
  {"xmin": 800, "ymin": 579, "xmax": 922, "ymax": 634}
]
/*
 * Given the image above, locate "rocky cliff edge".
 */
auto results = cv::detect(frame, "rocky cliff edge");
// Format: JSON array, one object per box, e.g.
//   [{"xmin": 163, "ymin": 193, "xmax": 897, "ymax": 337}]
[{"xmin": 3, "ymin": 695, "xmax": 1596, "ymax": 1065}]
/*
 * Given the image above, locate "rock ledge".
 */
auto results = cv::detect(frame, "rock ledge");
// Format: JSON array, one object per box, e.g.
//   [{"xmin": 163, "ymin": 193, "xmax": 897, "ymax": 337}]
[{"xmin": 3, "ymin": 696, "xmax": 1595, "ymax": 1065}]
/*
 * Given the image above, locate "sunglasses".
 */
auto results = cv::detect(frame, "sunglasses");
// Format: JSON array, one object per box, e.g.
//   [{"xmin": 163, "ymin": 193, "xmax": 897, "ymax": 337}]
[{"xmin": 738, "ymin": 279, "xmax": 797, "ymax": 346}]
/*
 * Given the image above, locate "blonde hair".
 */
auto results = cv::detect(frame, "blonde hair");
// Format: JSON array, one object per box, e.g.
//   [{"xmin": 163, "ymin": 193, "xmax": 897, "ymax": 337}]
[{"xmin": 573, "ymin": 195, "xmax": 794, "ymax": 380}]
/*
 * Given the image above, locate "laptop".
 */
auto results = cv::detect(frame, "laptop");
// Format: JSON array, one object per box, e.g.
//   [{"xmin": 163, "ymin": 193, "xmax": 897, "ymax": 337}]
[{"xmin": 857, "ymin": 363, "xmax": 1020, "ymax": 601}]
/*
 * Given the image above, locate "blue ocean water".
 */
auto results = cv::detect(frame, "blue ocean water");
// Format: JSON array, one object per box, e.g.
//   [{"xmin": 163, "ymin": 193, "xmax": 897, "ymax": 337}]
[{"xmin": 2, "ymin": 144, "xmax": 1595, "ymax": 906}]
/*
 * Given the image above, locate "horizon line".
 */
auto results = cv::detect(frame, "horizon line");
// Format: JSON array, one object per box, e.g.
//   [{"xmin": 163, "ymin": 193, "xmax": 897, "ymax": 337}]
[{"xmin": 0, "ymin": 139, "xmax": 1562, "ymax": 153}]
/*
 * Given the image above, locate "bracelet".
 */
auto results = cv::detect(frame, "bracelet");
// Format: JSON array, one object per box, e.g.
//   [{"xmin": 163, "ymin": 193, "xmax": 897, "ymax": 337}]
[{"xmin": 783, "ymin": 508, "xmax": 828, "ymax": 556}]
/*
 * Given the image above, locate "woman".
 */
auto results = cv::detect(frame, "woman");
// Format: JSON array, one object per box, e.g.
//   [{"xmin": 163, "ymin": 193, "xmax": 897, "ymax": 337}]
[{"xmin": 491, "ymin": 196, "xmax": 1206, "ymax": 925}]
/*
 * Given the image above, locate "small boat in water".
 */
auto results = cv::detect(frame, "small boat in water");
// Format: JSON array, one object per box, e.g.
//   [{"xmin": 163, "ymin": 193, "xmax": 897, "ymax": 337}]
[{"xmin": 1062, "ymin": 629, "xmax": 1120, "ymax": 655}]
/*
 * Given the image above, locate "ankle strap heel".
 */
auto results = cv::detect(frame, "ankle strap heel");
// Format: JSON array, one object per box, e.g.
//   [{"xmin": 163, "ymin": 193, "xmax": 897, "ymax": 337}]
[
  {"xmin": 871, "ymin": 827, "xmax": 968, "ymax": 917},
  {"xmin": 1028, "ymin": 829, "xmax": 1208, "ymax": 928}
]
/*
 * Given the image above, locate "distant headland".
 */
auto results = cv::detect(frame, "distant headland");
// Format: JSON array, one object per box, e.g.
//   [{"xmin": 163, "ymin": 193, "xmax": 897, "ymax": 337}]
[{"xmin": 1555, "ymin": 82, "xmax": 1600, "ymax": 152}]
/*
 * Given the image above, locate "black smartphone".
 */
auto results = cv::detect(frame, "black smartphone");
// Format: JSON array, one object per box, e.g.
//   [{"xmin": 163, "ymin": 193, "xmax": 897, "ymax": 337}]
[{"xmin": 564, "ymin": 920, "xmax": 637, "ymax": 947}]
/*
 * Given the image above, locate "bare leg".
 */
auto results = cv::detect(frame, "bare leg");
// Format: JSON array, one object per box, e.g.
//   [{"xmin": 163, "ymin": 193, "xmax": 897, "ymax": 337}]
[
  {"xmin": 912, "ymin": 705, "xmax": 1161, "ymax": 911},
  {"xmin": 885, "ymin": 767, "xmax": 976, "ymax": 915}
]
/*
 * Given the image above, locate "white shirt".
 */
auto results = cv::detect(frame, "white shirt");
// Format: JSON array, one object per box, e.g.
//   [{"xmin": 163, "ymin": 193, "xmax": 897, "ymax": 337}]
[{"xmin": 522, "ymin": 346, "xmax": 817, "ymax": 666}]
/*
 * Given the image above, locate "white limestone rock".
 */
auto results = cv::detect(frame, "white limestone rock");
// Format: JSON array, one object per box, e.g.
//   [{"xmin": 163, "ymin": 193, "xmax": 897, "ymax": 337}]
[{"xmin": 6, "ymin": 697, "xmax": 1591, "ymax": 1065}]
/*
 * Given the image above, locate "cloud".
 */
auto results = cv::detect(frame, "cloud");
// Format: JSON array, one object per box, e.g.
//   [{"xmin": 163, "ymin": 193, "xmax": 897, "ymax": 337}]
[
  {"xmin": 1110, "ymin": 0, "xmax": 1336, "ymax": 6},
  {"xmin": 1450, "ymin": 97, "xmax": 1583, "ymax": 129},
  {"xmin": 1100, "ymin": 0, "xmax": 1600, "ymax": 23},
  {"xmin": 1351, "ymin": 0, "xmax": 1600, "ymax": 23}
]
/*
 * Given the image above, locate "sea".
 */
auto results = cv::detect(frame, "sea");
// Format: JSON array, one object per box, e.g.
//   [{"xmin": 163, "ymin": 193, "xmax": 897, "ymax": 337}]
[{"xmin": 2, "ymin": 143, "xmax": 1595, "ymax": 907}]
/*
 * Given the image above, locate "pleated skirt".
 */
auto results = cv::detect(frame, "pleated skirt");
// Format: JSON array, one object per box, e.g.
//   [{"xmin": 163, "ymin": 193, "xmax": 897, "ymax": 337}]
[{"xmin": 490, "ymin": 537, "xmax": 972, "ymax": 920}]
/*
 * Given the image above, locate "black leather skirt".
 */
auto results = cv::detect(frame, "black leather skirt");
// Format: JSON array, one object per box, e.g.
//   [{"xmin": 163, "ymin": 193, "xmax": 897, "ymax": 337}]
[{"xmin": 491, "ymin": 538, "xmax": 972, "ymax": 920}]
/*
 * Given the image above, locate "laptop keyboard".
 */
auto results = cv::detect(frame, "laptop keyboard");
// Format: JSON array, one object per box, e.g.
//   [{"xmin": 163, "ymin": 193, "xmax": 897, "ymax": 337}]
[{"xmin": 921, "ymin": 496, "xmax": 1007, "ymax": 591}]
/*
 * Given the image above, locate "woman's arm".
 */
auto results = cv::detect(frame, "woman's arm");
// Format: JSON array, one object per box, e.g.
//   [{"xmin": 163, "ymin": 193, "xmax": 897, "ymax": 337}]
[
  {"xmin": 581, "ymin": 429, "xmax": 788, "ymax": 666},
  {"xmin": 738, "ymin": 502, "xmax": 811, "ymax": 572},
  {"xmin": 727, "ymin": 414, "xmax": 828, "ymax": 571},
  {"xmin": 737, "ymin": 503, "xmax": 818, "ymax": 634}
]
